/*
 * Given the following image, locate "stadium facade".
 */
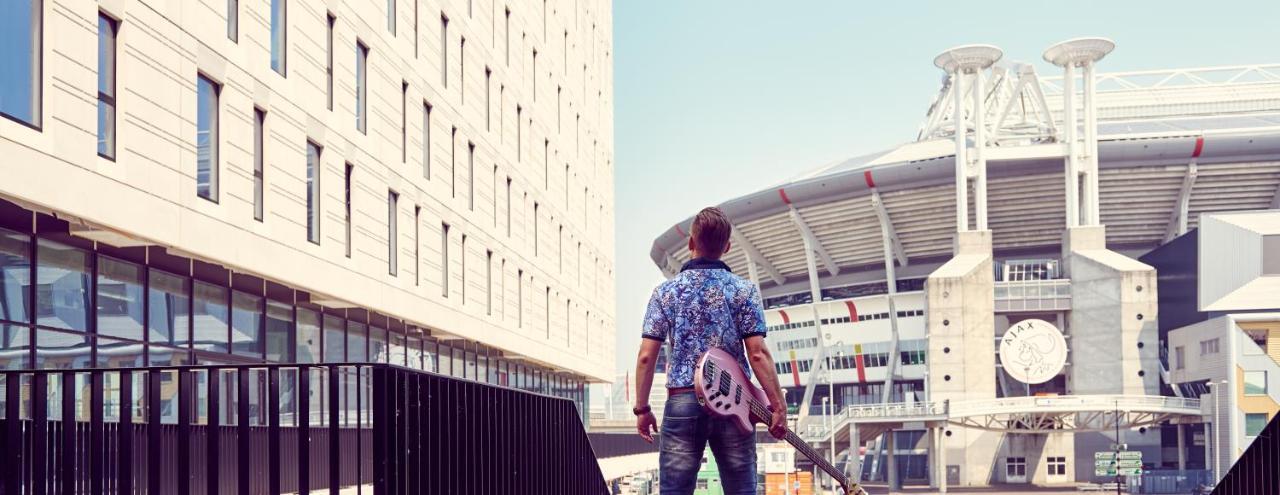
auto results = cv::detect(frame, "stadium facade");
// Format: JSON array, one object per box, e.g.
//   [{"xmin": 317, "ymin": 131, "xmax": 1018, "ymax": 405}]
[
  {"xmin": 649, "ymin": 40, "xmax": 1280, "ymax": 489},
  {"xmin": 0, "ymin": 0, "xmax": 615, "ymax": 418}
]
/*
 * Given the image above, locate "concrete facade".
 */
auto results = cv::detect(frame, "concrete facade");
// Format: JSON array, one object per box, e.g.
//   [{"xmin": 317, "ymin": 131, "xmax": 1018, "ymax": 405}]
[{"xmin": 0, "ymin": 0, "xmax": 615, "ymax": 380}]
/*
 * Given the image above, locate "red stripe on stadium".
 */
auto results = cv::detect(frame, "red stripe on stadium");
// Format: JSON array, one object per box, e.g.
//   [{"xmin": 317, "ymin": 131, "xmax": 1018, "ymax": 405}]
[
  {"xmin": 1192, "ymin": 136, "xmax": 1205, "ymax": 158},
  {"xmin": 675, "ymin": 224, "xmax": 686, "ymax": 237},
  {"xmin": 855, "ymin": 355, "xmax": 866, "ymax": 383},
  {"xmin": 844, "ymin": 301, "xmax": 858, "ymax": 322},
  {"xmin": 864, "ymin": 171, "xmax": 876, "ymax": 188},
  {"xmin": 779, "ymin": 310, "xmax": 790, "ymax": 325},
  {"xmin": 778, "ymin": 188, "xmax": 791, "ymax": 205}
]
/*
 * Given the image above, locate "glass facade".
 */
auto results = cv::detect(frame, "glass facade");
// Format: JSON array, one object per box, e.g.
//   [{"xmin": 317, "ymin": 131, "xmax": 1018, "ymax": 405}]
[
  {"xmin": 0, "ymin": 0, "xmax": 41, "ymax": 127},
  {"xmin": 0, "ymin": 222, "xmax": 589, "ymax": 415}
]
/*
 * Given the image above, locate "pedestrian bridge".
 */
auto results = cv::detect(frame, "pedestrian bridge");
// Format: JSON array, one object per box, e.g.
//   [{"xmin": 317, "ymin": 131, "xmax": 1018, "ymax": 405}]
[{"xmin": 803, "ymin": 394, "xmax": 1203, "ymax": 444}]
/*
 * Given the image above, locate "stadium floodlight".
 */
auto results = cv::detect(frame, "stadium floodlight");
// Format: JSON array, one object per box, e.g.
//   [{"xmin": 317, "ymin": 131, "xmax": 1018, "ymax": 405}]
[
  {"xmin": 933, "ymin": 45, "xmax": 1003, "ymax": 232},
  {"xmin": 1043, "ymin": 38, "xmax": 1115, "ymax": 227}
]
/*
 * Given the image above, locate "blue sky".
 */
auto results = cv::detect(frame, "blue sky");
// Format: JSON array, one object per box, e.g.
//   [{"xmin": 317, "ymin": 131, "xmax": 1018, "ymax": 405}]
[{"xmin": 608, "ymin": 1, "xmax": 1280, "ymax": 380}]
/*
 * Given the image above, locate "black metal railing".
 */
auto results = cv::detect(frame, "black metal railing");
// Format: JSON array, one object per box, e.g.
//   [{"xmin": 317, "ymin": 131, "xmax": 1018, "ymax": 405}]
[{"xmin": 0, "ymin": 363, "xmax": 607, "ymax": 495}]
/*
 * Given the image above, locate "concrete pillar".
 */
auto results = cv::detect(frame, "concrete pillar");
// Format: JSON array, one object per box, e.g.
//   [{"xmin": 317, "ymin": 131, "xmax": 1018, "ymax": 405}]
[
  {"xmin": 927, "ymin": 427, "xmax": 938, "ymax": 489},
  {"xmin": 848, "ymin": 422, "xmax": 861, "ymax": 484},
  {"xmin": 1177, "ymin": 424, "xmax": 1187, "ymax": 471},
  {"xmin": 940, "ymin": 428, "xmax": 948, "ymax": 493},
  {"xmin": 886, "ymin": 430, "xmax": 898, "ymax": 491}
]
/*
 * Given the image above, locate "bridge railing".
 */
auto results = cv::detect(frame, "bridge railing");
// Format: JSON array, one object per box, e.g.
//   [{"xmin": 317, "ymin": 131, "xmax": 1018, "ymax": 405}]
[
  {"xmin": 802, "ymin": 401, "xmax": 949, "ymax": 439},
  {"xmin": 947, "ymin": 394, "xmax": 1202, "ymax": 418},
  {"xmin": 0, "ymin": 363, "xmax": 607, "ymax": 495}
]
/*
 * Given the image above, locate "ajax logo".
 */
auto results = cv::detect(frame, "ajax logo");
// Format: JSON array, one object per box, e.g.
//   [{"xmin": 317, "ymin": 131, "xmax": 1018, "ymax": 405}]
[{"xmin": 999, "ymin": 318, "xmax": 1068, "ymax": 384}]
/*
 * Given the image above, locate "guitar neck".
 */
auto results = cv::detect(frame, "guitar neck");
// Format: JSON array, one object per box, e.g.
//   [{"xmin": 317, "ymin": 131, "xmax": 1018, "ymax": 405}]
[{"xmin": 748, "ymin": 401, "xmax": 858, "ymax": 494}]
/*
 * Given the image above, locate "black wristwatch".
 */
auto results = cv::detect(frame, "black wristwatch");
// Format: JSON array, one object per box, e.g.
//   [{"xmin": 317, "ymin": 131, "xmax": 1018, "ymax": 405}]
[{"xmin": 632, "ymin": 404, "xmax": 651, "ymax": 416}]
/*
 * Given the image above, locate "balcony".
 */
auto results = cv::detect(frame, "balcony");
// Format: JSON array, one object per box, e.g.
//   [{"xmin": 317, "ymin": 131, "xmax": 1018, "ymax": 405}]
[{"xmin": 0, "ymin": 363, "xmax": 607, "ymax": 494}]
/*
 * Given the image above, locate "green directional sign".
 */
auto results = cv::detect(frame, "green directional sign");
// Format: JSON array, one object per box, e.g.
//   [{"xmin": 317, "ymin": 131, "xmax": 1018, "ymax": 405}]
[
  {"xmin": 1095, "ymin": 452, "xmax": 1116, "ymax": 461},
  {"xmin": 1095, "ymin": 460, "xmax": 1114, "ymax": 468},
  {"xmin": 1117, "ymin": 459, "xmax": 1143, "ymax": 469},
  {"xmin": 1118, "ymin": 467, "xmax": 1143, "ymax": 476},
  {"xmin": 1117, "ymin": 451, "xmax": 1142, "ymax": 460}
]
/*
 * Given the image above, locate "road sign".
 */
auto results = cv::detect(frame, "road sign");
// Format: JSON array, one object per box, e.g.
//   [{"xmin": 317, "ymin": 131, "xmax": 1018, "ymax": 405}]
[
  {"xmin": 1118, "ymin": 467, "xmax": 1143, "ymax": 476},
  {"xmin": 1095, "ymin": 460, "xmax": 1114, "ymax": 468},
  {"xmin": 1111, "ymin": 443, "xmax": 1128, "ymax": 451},
  {"xmin": 1095, "ymin": 452, "xmax": 1116, "ymax": 461},
  {"xmin": 1117, "ymin": 459, "xmax": 1143, "ymax": 468},
  {"xmin": 1117, "ymin": 451, "xmax": 1142, "ymax": 460}
]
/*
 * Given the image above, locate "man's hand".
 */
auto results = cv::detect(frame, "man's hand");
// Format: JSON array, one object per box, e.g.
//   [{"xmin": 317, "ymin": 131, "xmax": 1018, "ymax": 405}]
[
  {"xmin": 768, "ymin": 406, "xmax": 788, "ymax": 440},
  {"xmin": 637, "ymin": 410, "xmax": 658, "ymax": 443}
]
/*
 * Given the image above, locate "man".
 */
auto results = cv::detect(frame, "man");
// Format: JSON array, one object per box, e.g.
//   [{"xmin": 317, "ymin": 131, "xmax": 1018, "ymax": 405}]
[{"xmin": 633, "ymin": 207, "xmax": 788, "ymax": 495}]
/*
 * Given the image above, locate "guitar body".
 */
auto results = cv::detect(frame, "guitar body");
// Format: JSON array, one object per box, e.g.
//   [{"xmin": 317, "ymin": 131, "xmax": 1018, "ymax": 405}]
[
  {"xmin": 693, "ymin": 346, "xmax": 772, "ymax": 434},
  {"xmin": 694, "ymin": 347, "xmax": 869, "ymax": 495}
]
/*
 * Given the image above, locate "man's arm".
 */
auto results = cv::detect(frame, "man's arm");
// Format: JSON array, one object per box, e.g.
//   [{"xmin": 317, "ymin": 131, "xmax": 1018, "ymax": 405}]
[
  {"xmin": 744, "ymin": 335, "xmax": 788, "ymax": 438},
  {"xmin": 634, "ymin": 338, "xmax": 662, "ymax": 442}
]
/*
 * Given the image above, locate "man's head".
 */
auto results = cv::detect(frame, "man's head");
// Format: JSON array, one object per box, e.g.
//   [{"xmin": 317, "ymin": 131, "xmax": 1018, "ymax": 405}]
[{"xmin": 688, "ymin": 207, "xmax": 732, "ymax": 259}]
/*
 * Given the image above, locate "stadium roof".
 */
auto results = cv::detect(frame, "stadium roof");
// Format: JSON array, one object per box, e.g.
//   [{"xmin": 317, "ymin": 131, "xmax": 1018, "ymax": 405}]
[{"xmin": 650, "ymin": 64, "xmax": 1280, "ymax": 286}]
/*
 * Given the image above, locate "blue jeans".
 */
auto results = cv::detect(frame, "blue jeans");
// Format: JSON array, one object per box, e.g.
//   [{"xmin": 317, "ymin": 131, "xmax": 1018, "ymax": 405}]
[{"xmin": 659, "ymin": 392, "xmax": 757, "ymax": 494}]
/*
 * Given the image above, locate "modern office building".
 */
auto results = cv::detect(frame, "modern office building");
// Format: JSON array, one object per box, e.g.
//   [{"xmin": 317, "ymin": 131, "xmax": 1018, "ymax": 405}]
[
  {"xmin": 649, "ymin": 41, "xmax": 1280, "ymax": 489},
  {"xmin": 1145, "ymin": 210, "xmax": 1280, "ymax": 482},
  {"xmin": 0, "ymin": 0, "xmax": 616, "ymax": 417}
]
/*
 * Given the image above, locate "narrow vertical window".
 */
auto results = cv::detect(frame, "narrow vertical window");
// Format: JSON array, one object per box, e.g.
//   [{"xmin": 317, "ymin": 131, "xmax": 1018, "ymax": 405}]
[
  {"xmin": 355, "ymin": 41, "xmax": 368, "ymax": 134},
  {"xmin": 564, "ymin": 31, "xmax": 568, "ymax": 75},
  {"xmin": 413, "ymin": 0, "xmax": 418, "ymax": 57},
  {"xmin": 441, "ymin": 223, "xmax": 450, "ymax": 297},
  {"xmin": 440, "ymin": 15, "xmax": 449, "ymax": 87},
  {"xmin": 401, "ymin": 81, "xmax": 408, "ymax": 163},
  {"xmin": 196, "ymin": 75, "xmax": 220, "ymax": 202},
  {"xmin": 468, "ymin": 142, "xmax": 475, "ymax": 210},
  {"xmin": 0, "ymin": 0, "xmax": 42, "ymax": 127},
  {"xmin": 531, "ymin": 50, "xmax": 537, "ymax": 100},
  {"xmin": 414, "ymin": 206, "xmax": 421, "ymax": 285},
  {"xmin": 387, "ymin": 0, "xmax": 395, "ymax": 34},
  {"xmin": 516, "ymin": 106, "xmax": 523, "ymax": 160},
  {"xmin": 345, "ymin": 164, "xmax": 353, "ymax": 257},
  {"xmin": 533, "ymin": 202, "xmax": 539, "ymax": 256},
  {"xmin": 388, "ymin": 190, "xmax": 399, "ymax": 275},
  {"xmin": 558, "ymin": 225, "xmax": 563, "ymax": 271},
  {"xmin": 486, "ymin": 250, "xmax": 493, "ymax": 315},
  {"xmin": 306, "ymin": 141, "xmax": 322, "ymax": 244},
  {"xmin": 505, "ymin": 178, "xmax": 512, "ymax": 237},
  {"xmin": 97, "ymin": 14, "xmax": 118, "ymax": 160},
  {"xmin": 542, "ymin": 0, "xmax": 547, "ymax": 37},
  {"xmin": 556, "ymin": 86, "xmax": 561, "ymax": 132},
  {"xmin": 326, "ymin": 13, "xmax": 335, "ymax": 110},
  {"xmin": 253, "ymin": 108, "xmax": 265, "ymax": 221},
  {"xmin": 504, "ymin": 8, "xmax": 510, "ymax": 65},
  {"xmin": 450, "ymin": 127, "xmax": 457, "ymax": 197},
  {"xmin": 422, "ymin": 102, "xmax": 432, "ymax": 178},
  {"xmin": 564, "ymin": 164, "xmax": 570, "ymax": 205},
  {"xmin": 543, "ymin": 140, "xmax": 549, "ymax": 189},
  {"xmin": 545, "ymin": 287, "xmax": 550, "ymax": 338},
  {"xmin": 227, "ymin": 0, "xmax": 238, "ymax": 41},
  {"xmin": 270, "ymin": 0, "xmax": 286, "ymax": 75},
  {"xmin": 459, "ymin": 37, "xmax": 466, "ymax": 102},
  {"xmin": 484, "ymin": 67, "xmax": 491, "ymax": 130},
  {"xmin": 517, "ymin": 269, "xmax": 523, "ymax": 327},
  {"xmin": 565, "ymin": 299, "xmax": 571, "ymax": 345}
]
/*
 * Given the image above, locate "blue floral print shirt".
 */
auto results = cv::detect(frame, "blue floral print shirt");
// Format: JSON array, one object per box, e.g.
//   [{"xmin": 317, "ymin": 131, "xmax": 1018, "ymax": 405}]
[{"xmin": 642, "ymin": 258, "xmax": 767, "ymax": 388}]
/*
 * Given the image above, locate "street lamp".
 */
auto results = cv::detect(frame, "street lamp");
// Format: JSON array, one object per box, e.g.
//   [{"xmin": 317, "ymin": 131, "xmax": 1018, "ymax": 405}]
[{"xmin": 1206, "ymin": 379, "xmax": 1228, "ymax": 483}]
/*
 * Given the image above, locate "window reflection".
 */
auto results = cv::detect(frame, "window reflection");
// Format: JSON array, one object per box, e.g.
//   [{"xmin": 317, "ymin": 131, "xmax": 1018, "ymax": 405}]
[
  {"xmin": 192, "ymin": 282, "xmax": 228, "ymax": 354},
  {"xmin": 97, "ymin": 256, "xmax": 144, "ymax": 340},
  {"xmin": 148, "ymin": 269, "xmax": 190, "ymax": 346},
  {"xmin": 323, "ymin": 314, "xmax": 344, "ymax": 362},
  {"xmin": 0, "ymin": 228, "xmax": 32, "ymax": 323},
  {"xmin": 230, "ymin": 291, "xmax": 263, "ymax": 358},
  {"xmin": 266, "ymin": 300, "xmax": 293, "ymax": 362},
  {"xmin": 36, "ymin": 240, "xmax": 91, "ymax": 332},
  {"xmin": 0, "ymin": 0, "xmax": 42, "ymax": 127},
  {"xmin": 296, "ymin": 308, "xmax": 320, "ymax": 364}
]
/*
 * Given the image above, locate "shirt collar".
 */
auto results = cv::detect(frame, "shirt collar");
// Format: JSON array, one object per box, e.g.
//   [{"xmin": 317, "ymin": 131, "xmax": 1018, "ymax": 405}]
[{"xmin": 680, "ymin": 257, "xmax": 732, "ymax": 273}]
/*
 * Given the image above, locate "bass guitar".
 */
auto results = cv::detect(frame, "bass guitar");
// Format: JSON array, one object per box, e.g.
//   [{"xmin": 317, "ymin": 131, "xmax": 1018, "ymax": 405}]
[{"xmin": 694, "ymin": 347, "xmax": 869, "ymax": 495}]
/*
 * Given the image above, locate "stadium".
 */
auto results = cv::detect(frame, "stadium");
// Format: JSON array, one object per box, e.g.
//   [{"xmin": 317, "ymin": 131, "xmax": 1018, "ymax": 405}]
[{"xmin": 646, "ymin": 39, "xmax": 1280, "ymax": 491}]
